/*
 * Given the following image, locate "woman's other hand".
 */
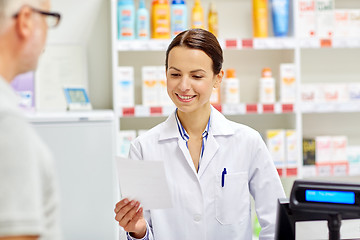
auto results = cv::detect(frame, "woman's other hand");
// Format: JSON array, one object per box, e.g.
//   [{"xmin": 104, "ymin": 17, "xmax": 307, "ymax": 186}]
[{"xmin": 114, "ymin": 198, "xmax": 147, "ymax": 238}]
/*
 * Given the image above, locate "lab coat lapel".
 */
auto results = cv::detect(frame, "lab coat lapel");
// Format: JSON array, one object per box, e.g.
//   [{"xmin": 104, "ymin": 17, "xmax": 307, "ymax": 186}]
[
  {"xmin": 178, "ymin": 138, "xmax": 198, "ymax": 176},
  {"xmin": 198, "ymin": 133, "xmax": 219, "ymax": 178},
  {"xmin": 159, "ymin": 111, "xmax": 199, "ymax": 176}
]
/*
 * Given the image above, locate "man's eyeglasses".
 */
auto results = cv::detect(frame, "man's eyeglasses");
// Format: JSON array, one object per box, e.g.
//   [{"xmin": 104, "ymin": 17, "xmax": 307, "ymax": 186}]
[{"xmin": 13, "ymin": 7, "xmax": 61, "ymax": 28}]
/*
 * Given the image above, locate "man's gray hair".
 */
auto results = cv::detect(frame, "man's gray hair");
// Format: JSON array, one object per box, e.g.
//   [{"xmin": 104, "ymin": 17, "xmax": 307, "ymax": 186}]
[{"xmin": 0, "ymin": 0, "xmax": 46, "ymax": 28}]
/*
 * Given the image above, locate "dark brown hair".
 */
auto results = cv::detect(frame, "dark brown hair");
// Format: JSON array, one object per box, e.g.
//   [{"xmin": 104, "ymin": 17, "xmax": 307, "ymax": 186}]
[{"xmin": 165, "ymin": 28, "xmax": 223, "ymax": 75}]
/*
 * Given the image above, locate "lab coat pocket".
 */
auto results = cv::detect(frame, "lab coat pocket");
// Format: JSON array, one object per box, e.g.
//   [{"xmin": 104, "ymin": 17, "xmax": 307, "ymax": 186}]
[{"xmin": 215, "ymin": 172, "xmax": 249, "ymax": 225}]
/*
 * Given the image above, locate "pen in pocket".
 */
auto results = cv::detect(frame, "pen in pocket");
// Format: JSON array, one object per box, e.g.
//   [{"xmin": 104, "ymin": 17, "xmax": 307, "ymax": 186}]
[{"xmin": 221, "ymin": 168, "xmax": 227, "ymax": 187}]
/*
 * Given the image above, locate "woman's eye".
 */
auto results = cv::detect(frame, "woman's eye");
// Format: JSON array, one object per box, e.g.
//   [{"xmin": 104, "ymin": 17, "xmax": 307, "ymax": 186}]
[
  {"xmin": 171, "ymin": 73, "xmax": 180, "ymax": 77},
  {"xmin": 193, "ymin": 75, "xmax": 203, "ymax": 79}
]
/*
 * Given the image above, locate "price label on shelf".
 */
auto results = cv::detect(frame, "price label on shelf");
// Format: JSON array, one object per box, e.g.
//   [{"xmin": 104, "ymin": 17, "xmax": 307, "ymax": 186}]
[
  {"xmin": 135, "ymin": 105, "xmax": 150, "ymax": 117},
  {"xmin": 300, "ymin": 38, "xmax": 320, "ymax": 48},
  {"xmin": 246, "ymin": 104, "xmax": 258, "ymax": 113},
  {"xmin": 320, "ymin": 39, "xmax": 332, "ymax": 48},
  {"xmin": 274, "ymin": 103, "xmax": 282, "ymax": 114},
  {"xmin": 150, "ymin": 40, "xmax": 169, "ymax": 51},
  {"xmin": 347, "ymin": 39, "xmax": 360, "ymax": 48},
  {"xmin": 162, "ymin": 105, "xmax": 175, "ymax": 116},
  {"xmin": 315, "ymin": 102, "xmax": 335, "ymax": 112},
  {"xmin": 118, "ymin": 40, "xmax": 132, "ymax": 51},
  {"xmin": 282, "ymin": 104, "xmax": 294, "ymax": 113},
  {"xmin": 222, "ymin": 104, "xmax": 244, "ymax": 115},
  {"xmin": 282, "ymin": 38, "xmax": 296, "ymax": 49},
  {"xmin": 286, "ymin": 168, "xmax": 298, "ymax": 177},
  {"xmin": 225, "ymin": 39, "xmax": 238, "ymax": 49},
  {"xmin": 332, "ymin": 39, "xmax": 347, "ymax": 48},
  {"xmin": 253, "ymin": 38, "xmax": 268, "ymax": 49},
  {"xmin": 122, "ymin": 107, "xmax": 135, "ymax": 117},
  {"xmin": 268, "ymin": 38, "xmax": 283, "ymax": 49},
  {"xmin": 336, "ymin": 102, "xmax": 358, "ymax": 112},
  {"xmin": 150, "ymin": 107, "xmax": 162, "ymax": 115},
  {"xmin": 301, "ymin": 102, "xmax": 316, "ymax": 113},
  {"xmin": 242, "ymin": 39, "xmax": 253, "ymax": 49},
  {"xmin": 131, "ymin": 40, "xmax": 148, "ymax": 50},
  {"xmin": 262, "ymin": 104, "xmax": 275, "ymax": 113}
]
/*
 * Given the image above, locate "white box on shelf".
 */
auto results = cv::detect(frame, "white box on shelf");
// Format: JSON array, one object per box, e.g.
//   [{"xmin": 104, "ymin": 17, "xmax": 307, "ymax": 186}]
[
  {"xmin": 301, "ymin": 84, "xmax": 318, "ymax": 102},
  {"xmin": 349, "ymin": 10, "xmax": 360, "ymax": 38},
  {"xmin": 332, "ymin": 136, "xmax": 348, "ymax": 176},
  {"xmin": 280, "ymin": 64, "xmax": 296, "ymax": 103},
  {"xmin": 334, "ymin": 10, "xmax": 351, "ymax": 38},
  {"xmin": 315, "ymin": 136, "xmax": 332, "ymax": 164},
  {"xmin": 322, "ymin": 83, "xmax": 348, "ymax": 103},
  {"xmin": 259, "ymin": 77, "xmax": 276, "ymax": 104},
  {"xmin": 331, "ymin": 136, "xmax": 348, "ymax": 162},
  {"xmin": 315, "ymin": 0, "xmax": 334, "ymax": 39},
  {"xmin": 117, "ymin": 130, "xmax": 137, "ymax": 157},
  {"xmin": 142, "ymin": 66, "xmax": 159, "ymax": 106},
  {"xmin": 348, "ymin": 83, "xmax": 360, "ymax": 102},
  {"xmin": 347, "ymin": 146, "xmax": 360, "ymax": 176},
  {"xmin": 285, "ymin": 130, "xmax": 298, "ymax": 168},
  {"xmin": 298, "ymin": 0, "xmax": 317, "ymax": 38},
  {"xmin": 266, "ymin": 130, "xmax": 286, "ymax": 169},
  {"xmin": 116, "ymin": 67, "xmax": 134, "ymax": 107}
]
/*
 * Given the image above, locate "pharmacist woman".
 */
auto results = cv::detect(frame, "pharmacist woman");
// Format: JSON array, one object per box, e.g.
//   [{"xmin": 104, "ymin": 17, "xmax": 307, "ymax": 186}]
[{"xmin": 114, "ymin": 28, "xmax": 285, "ymax": 240}]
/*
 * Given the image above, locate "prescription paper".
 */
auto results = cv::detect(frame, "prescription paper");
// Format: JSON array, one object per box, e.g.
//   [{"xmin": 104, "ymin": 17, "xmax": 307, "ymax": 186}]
[{"xmin": 116, "ymin": 157, "xmax": 172, "ymax": 210}]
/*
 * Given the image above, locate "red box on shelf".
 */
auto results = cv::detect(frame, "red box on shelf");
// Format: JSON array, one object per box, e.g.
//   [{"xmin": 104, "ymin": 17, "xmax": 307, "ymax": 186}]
[
  {"xmin": 150, "ymin": 106, "xmax": 162, "ymax": 115},
  {"xmin": 246, "ymin": 104, "xmax": 258, "ymax": 113},
  {"xmin": 122, "ymin": 107, "xmax": 135, "ymax": 116}
]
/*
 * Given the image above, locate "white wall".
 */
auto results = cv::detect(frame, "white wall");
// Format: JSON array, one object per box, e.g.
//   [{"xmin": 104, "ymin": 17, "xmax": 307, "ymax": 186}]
[{"xmin": 47, "ymin": 0, "xmax": 112, "ymax": 109}]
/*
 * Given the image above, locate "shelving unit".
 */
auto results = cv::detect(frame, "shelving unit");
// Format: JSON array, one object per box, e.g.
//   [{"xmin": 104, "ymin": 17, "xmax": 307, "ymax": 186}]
[{"xmin": 110, "ymin": 0, "xmax": 360, "ymax": 180}]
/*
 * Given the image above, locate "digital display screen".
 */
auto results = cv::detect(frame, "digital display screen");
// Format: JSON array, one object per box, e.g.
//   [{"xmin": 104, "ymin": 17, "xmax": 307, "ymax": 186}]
[
  {"xmin": 64, "ymin": 88, "xmax": 89, "ymax": 104},
  {"xmin": 68, "ymin": 90, "xmax": 87, "ymax": 103},
  {"xmin": 305, "ymin": 190, "xmax": 355, "ymax": 205}
]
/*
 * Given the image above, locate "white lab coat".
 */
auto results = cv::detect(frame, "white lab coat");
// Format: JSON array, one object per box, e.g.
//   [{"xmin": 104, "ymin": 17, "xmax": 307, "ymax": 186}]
[{"xmin": 128, "ymin": 106, "xmax": 285, "ymax": 240}]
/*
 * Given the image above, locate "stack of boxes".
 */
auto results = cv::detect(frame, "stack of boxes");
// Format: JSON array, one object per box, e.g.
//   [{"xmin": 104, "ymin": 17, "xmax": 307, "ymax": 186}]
[
  {"xmin": 266, "ymin": 129, "xmax": 298, "ymax": 177},
  {"xmin": 302, "ymin": 136, "xmax": 360, "ymax": 177},
  {"xmin": 298, "ymin": 0, "xmax": 360, "ymax": 38}
]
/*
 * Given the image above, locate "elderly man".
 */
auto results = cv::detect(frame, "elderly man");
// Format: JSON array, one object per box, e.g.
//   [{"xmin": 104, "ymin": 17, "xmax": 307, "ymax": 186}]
[{"xmin": 0, "ymin": 0, "xmax": 61, "ymax": 239}]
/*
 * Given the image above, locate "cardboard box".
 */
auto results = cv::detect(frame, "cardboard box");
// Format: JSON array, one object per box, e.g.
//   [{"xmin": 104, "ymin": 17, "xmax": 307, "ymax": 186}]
[
  {"xmin": 298, "ymin": 0, "xmax": 317, "ymax": 38},
  {"xmin": 116, "ymin": 67, "xmax": 135, "ymax": 107},
  {"xmin": 266, "ymin": 130, "xmax": 286, "ymax": 169},
  {"xmin": 280, "ymin": 64, "xmax": 296, "ymax": 103},
  {"xmin": 315, "ymin": 0, "xmax": 334, "ymax": 38}
]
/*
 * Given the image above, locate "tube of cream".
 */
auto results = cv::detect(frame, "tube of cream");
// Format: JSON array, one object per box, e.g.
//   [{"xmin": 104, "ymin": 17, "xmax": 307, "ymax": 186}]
[{"xmin": 271, "ymin": 0, "xmax": 290, "ymax": 37}]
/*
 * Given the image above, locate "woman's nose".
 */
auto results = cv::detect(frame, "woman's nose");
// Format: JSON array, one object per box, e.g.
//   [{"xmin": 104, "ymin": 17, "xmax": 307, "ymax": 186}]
[{"xmin": 178, "ymin": 76, "xmax": 191, "ymax": 92}]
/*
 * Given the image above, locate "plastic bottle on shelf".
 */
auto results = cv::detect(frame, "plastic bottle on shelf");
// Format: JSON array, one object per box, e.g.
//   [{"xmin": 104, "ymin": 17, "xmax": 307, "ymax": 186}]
[
  {"xmin": 118, "ymin": 0, "xmax": 136, "ymax": 40},
  {"xmin": 259, "ymin": 67, "xmax": 275, "ymax": 103},
  {"xmin": 136, "ymin": 0, "xmax": 150, "ymax": 39},
  {"xmin": 191, "ymin": 0, "xmax": 204, "ymax": 29},
  {"xmin": 171, "ymin": 0, "xmax": 187, "ymax": 37},
  {"xmin": 252, "ymin": 0, "xmax": 268, "ymax": 38},
  {"xmin": 151, "ymin": 0, "xmax": 171, "ymax": 39},
  {"xmin": 208, "ymin": 2, "xmax": 218, "ymax": 37},
  {"xmin": 271, "ymin": 0, "xmax": 290, "ymax": 37},
  {"xmin": 221, "ymin": 69, "xmax": 240, "ymax": 104}
]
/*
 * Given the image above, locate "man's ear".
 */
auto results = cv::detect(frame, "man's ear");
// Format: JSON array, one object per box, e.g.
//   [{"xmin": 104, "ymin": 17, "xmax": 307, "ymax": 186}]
[
  {"xmin": 213, "ymin": 69, "xmax": 224, "ymax": 88},
  {"xmin": 15, "ymin": 6, "xmax": 33, "ymax": 39}
]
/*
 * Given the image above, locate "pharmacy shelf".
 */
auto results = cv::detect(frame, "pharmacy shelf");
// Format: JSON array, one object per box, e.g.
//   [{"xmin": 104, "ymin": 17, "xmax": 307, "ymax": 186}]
[
  {"xmin": 25, "ymin": 110, "xmax": 115, "ymax": 123},
  {"xmin": 111, "ymin": 0, "xmax": 360, "ymax": 180},
  {"xmin": 117, "ymin": 37, "xmax": 360, "ymax": 51},
  {"xmin": 301, "ymin": 102, "xmax": 360, "ymax": 113},
  {"xmin": 117, "ymin": 103, "xmax": 295, "ymax": 117},
  {"xmin": 300, "ymin": 38, "xmax": 360, "ymax": 49},
  {"xmin": 117, "ymin": 38, "xmax": 297, "ymax": 51}
]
